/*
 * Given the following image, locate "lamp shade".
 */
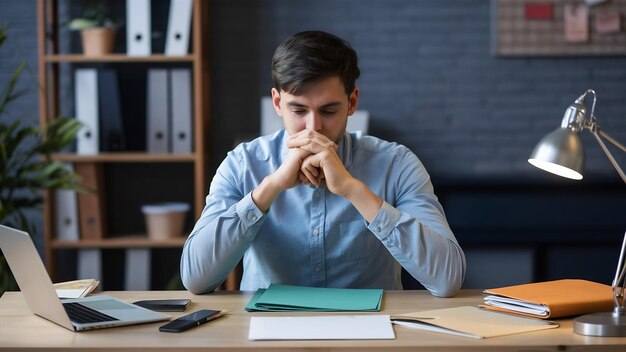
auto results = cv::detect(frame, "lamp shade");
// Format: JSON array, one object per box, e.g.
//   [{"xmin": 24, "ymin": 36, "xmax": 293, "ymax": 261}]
[{"xmin": 528, "ymin": 127, "xmax": 584, "ymax": 180}]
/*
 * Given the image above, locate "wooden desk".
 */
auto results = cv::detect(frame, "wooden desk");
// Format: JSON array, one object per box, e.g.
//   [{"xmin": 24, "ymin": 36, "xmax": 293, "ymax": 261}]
[{"xmin": 1, "ymin": 290, "xmax": 625, "ymax": 351}]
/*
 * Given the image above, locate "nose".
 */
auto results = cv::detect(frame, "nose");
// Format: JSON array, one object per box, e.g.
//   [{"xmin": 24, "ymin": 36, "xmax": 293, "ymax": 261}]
[{"xmin": 306, "ymin": 112, "xmax": 322, "ymax": 131}]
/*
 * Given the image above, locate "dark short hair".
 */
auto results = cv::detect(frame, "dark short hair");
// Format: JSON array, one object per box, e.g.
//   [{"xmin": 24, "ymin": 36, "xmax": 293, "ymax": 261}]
[{"xmin": 271, "ymin": 31, "xmax": 360, "ymax": 96}]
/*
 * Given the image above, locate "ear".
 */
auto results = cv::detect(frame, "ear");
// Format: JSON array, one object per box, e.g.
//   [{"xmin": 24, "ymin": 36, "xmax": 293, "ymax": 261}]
[
  {"xmin": 347, "ymin": 87, "xmax": 359, "ymax": 116},
  {"xmin": 271, "ymin": 88, "xmax": 282, "ymax": 116}
]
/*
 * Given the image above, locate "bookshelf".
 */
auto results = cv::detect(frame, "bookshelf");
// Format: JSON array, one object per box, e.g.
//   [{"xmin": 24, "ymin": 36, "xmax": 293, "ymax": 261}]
[{"xmin": 37, "ymin": 0, "xmax": 209, "ymax": 287}]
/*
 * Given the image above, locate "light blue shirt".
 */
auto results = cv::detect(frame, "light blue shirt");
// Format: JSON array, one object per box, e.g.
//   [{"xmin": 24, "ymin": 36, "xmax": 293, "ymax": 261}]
[{"xmin": 181, "ymin": 130, "xmax": 465, "ymax": 297}]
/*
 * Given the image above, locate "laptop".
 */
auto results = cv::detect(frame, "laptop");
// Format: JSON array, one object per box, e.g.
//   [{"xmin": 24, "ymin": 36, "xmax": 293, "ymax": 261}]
[{"xmin": 0, "ymin": 225, "xmax": 170, "ymax": 331}]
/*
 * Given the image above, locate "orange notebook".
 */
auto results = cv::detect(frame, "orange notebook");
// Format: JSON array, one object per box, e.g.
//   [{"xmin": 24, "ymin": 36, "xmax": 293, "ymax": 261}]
[{"xmin": 481, "ymin": 279, "xmax": 613, "ymax": 319}]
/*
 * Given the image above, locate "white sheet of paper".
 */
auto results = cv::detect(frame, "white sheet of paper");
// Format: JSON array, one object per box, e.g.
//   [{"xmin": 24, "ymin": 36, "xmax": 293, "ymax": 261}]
[
  {"xmin": 55, "ymin": 289, "xmax": 86, "ymax": 299},
  {"xmin": 248, "ymin": 315, "xmax": 395, "ymax": 340}
]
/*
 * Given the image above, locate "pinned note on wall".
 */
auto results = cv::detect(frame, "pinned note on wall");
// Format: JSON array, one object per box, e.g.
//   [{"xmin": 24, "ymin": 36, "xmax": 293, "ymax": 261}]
[
  {"xmin": 595, "ymin": 11, "xmax": 621, "ymax": 35},
  {"xmin": 564, "ymin": 4, "xmax": 589, "ymax": 43},
  {"xmin": 524, "ymin": 3, "xmax": 553, "ymax": 20}
]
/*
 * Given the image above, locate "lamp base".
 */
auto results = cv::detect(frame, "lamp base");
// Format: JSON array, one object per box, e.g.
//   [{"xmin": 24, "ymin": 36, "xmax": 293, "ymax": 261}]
[{"xmin": 573, "ymin": 312, "xmax": 626, "ymax": 336}]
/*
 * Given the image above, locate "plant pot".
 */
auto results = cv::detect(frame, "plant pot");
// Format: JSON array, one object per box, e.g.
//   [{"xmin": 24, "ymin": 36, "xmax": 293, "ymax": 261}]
[{"xmin": 80, "ymin": 27, "xmax": 117, "ymax": 56}]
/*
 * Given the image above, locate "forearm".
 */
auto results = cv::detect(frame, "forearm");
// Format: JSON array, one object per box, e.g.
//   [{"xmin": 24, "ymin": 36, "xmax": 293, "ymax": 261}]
[
  {"xmin": 343, "ymin": 178, "xmax": 383, "ymax": 223},
  {"xmin": 180, "ymin": 193, "xmax": 264, "ymax": 294},
  {"xmin": 251, "ymin": 175, "xmax": 283, "ymax": 213},
  {"xmin": 369, "ymin": 202, "xmax": 466, "ymax": 297}
]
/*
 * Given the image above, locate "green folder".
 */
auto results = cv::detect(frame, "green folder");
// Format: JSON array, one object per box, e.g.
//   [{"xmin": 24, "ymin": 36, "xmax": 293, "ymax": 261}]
[{"xmin": 244, "ymin": 283, "xmax": 383, "ymax": 312}]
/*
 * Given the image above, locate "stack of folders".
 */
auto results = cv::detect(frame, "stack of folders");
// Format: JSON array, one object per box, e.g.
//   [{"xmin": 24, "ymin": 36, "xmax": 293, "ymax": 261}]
[
  {"xmin": 245, "ymin": 283, "xmax": 383, "ymax": 312},
  {"xmin": 481, "ymin": 279, "xmax": 614, "ymax": 319},
  {"xmin": 246, "ymin": 284, "xmax": 391, "ymax": 341}
]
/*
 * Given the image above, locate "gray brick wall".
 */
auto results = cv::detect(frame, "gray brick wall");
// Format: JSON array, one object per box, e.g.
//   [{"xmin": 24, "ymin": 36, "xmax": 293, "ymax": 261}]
[{"xmin": 211, "ymin": 0, "xmax": 626, "ymax": 180}]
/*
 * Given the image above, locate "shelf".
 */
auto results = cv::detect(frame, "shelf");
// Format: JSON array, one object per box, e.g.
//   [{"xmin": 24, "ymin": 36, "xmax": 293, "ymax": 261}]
[
  {"xmin": 52, "ymin": 152, "xmax": 196, "ymax": 163},
  {"xmin": 44, "ymin": 54, "xmax": 194, "ymax": 63},
  {"xmin": 52, "ymin": 235, "xmax": 187, "ymax": 249},
  {"xmin": 38, "ymin": 0, "xmax": 209, "ymax": 288}
]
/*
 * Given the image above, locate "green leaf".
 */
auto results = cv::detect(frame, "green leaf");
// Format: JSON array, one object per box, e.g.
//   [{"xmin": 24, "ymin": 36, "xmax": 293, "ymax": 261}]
[
  {"xmin": 0, "ymin": 25, "xmax": 6, "ymax": 47},
  {"xmin": 67, "ymin": 18, "xmax": 99, "ymax": 30},
  {"xmin": 39, "ymin": 117, "xmax": 82, "ymax": 153},
  {"xmin": 0, "ymin": 62, "xmax": 26, "ymax": 116}
]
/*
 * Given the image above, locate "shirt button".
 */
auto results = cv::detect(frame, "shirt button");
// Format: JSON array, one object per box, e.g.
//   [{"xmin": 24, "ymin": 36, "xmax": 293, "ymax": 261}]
[
  {"xmin": 375, "ymin": 226, "xmax": 381, "ymax": 232},
  {"xmin": 314, "ymin": 266, "xmax": 320, "ymax": 272},
  {"xmin": 249, "ymin": 213, "xmax": 257, "ymax": 222},
  {"xmin": 313, "ymin": 229, "xmax": 319, "ymax": 236}
]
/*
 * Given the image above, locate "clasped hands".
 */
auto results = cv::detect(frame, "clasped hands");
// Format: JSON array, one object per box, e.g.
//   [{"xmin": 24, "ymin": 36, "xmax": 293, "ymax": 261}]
[{"xmin": 274, "ymin": 129, "xmax": 354, "ymax": 197}]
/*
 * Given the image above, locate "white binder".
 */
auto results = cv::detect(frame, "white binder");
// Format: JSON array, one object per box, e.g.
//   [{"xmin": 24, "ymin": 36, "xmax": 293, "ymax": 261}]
[
  {"xmin": 78, "ymin": 249, "xmax": 102, "ymax": 284},
  {"xmin": 164, "ymin": 0, "xmax": 193, "ymax": 55},
  {"xmin": 146, "ymin": 69, "xmax": 169, "ymax": 153},
  {"xmin": 124, "ymin": 249, "xmax": 151, "ymax": 290},
  {"xmin": 75, "ymin": 69, "xmax": 99, "ymax": 154},
  {"xmin": 126, "ymin": 0, "xmax": 151, "ymax": 56},
  {"xmin": 170, "ymin": 68, "xmax": 193, "ymax": 153},
  {"xmin": 54, "ymin": 165, "xmax": 79, "ymax": 241}
]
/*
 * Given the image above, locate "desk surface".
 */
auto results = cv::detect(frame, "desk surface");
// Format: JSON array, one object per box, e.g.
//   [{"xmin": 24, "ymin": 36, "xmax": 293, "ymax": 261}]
[{"xmin": 1, "ymin": 290, "xmax": 625, "ymax": 351}]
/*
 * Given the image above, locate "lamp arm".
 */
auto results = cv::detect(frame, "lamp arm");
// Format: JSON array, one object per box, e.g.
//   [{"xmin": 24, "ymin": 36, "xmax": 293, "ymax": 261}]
[
  {"xmin": 612, "ymin": 233, "xmax": 626, "ymax": 315},
  {"xmin": 587, "ymin": 124, "xmax": 626, "ymax": 184},
  {"xmin": 598, "ymin": 129, "xmax": 626, "ymax": 153}
]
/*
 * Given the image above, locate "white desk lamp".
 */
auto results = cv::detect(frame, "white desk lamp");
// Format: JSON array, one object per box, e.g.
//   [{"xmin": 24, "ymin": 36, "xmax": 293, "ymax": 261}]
[{"xmin": 528, "ymin": 89, "xmax": 626, "ymax": 336}]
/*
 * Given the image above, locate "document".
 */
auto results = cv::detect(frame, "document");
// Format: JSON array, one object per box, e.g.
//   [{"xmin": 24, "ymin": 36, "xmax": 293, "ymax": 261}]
[
  {"xmin": 249, "ymin": 315, "xmax": 395, "ymax": 340},
  {"xmin": 482, "ymin": 279, "xmax": 613, "ymax": 319},
  {"xmin": 54, "ymin": 279, "xmax": 99, "ymax": 299},
  {"xmin": 245, "ymin": 284, "xmax": 383, "ymax": 312},
  {"xmin": 391, "ymin": 306, "xmax": 558, "ymax": 339}
]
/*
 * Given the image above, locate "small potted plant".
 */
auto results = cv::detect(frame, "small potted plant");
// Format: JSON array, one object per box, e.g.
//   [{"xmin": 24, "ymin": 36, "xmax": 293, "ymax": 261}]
[{"xmin": 67, "ymin": 1, "xmax": 119, "ymax": 56}]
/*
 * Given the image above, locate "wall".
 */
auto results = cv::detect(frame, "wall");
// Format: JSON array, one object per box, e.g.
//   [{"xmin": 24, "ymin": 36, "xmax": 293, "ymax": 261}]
[
  {"xmin": 0, "ymin": 1, "xmax": 43, "ymax": 251},
  {"xmin": 2, "ymin": 0, "xmax": 625, "ymax": 289},
  {"xmin": 210, "ymin": 0, "xmax": 626, "ymax": 178},
  {"xmin": 209, "ymin": 0, "xmax": 626, "ymax": 287}
]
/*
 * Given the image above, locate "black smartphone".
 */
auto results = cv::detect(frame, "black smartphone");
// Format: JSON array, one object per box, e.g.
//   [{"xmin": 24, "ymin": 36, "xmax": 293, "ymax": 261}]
[
  {"xmin": 159, "ymin": 309, "xmax": 223, "ymax": 333},
  {"xmin": 133, "ymin": 299, "xmax": 191, "ymax": 312}
]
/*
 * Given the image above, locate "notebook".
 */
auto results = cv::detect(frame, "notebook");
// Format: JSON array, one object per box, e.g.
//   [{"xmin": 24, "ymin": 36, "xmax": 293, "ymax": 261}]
[
  {"xmin": 391, "ymin": 306, "xmax": 558, "ymax": 339},
  {"xmin": 0, "ymin": 225, "xmax": 170, "ymax": 331},
  {"xmin": 245, "ymin": 283, "xmax": 383, "ymax": 312},
  {"xmin": 481, "ymin": 279, "xmax": 614, "ymax": 319}
]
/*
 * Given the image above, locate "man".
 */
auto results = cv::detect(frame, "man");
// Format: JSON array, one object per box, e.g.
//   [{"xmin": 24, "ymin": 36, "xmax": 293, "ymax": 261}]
[{"xmin": 181, "ymin": 31, "xmax": 465, "ymax": 297}]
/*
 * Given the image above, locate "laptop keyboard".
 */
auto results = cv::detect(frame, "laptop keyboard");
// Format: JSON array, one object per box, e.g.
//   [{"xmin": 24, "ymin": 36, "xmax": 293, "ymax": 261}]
[{"xmin": 63, "ymin": 302, "xmax": 119, "ymax": 324}]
